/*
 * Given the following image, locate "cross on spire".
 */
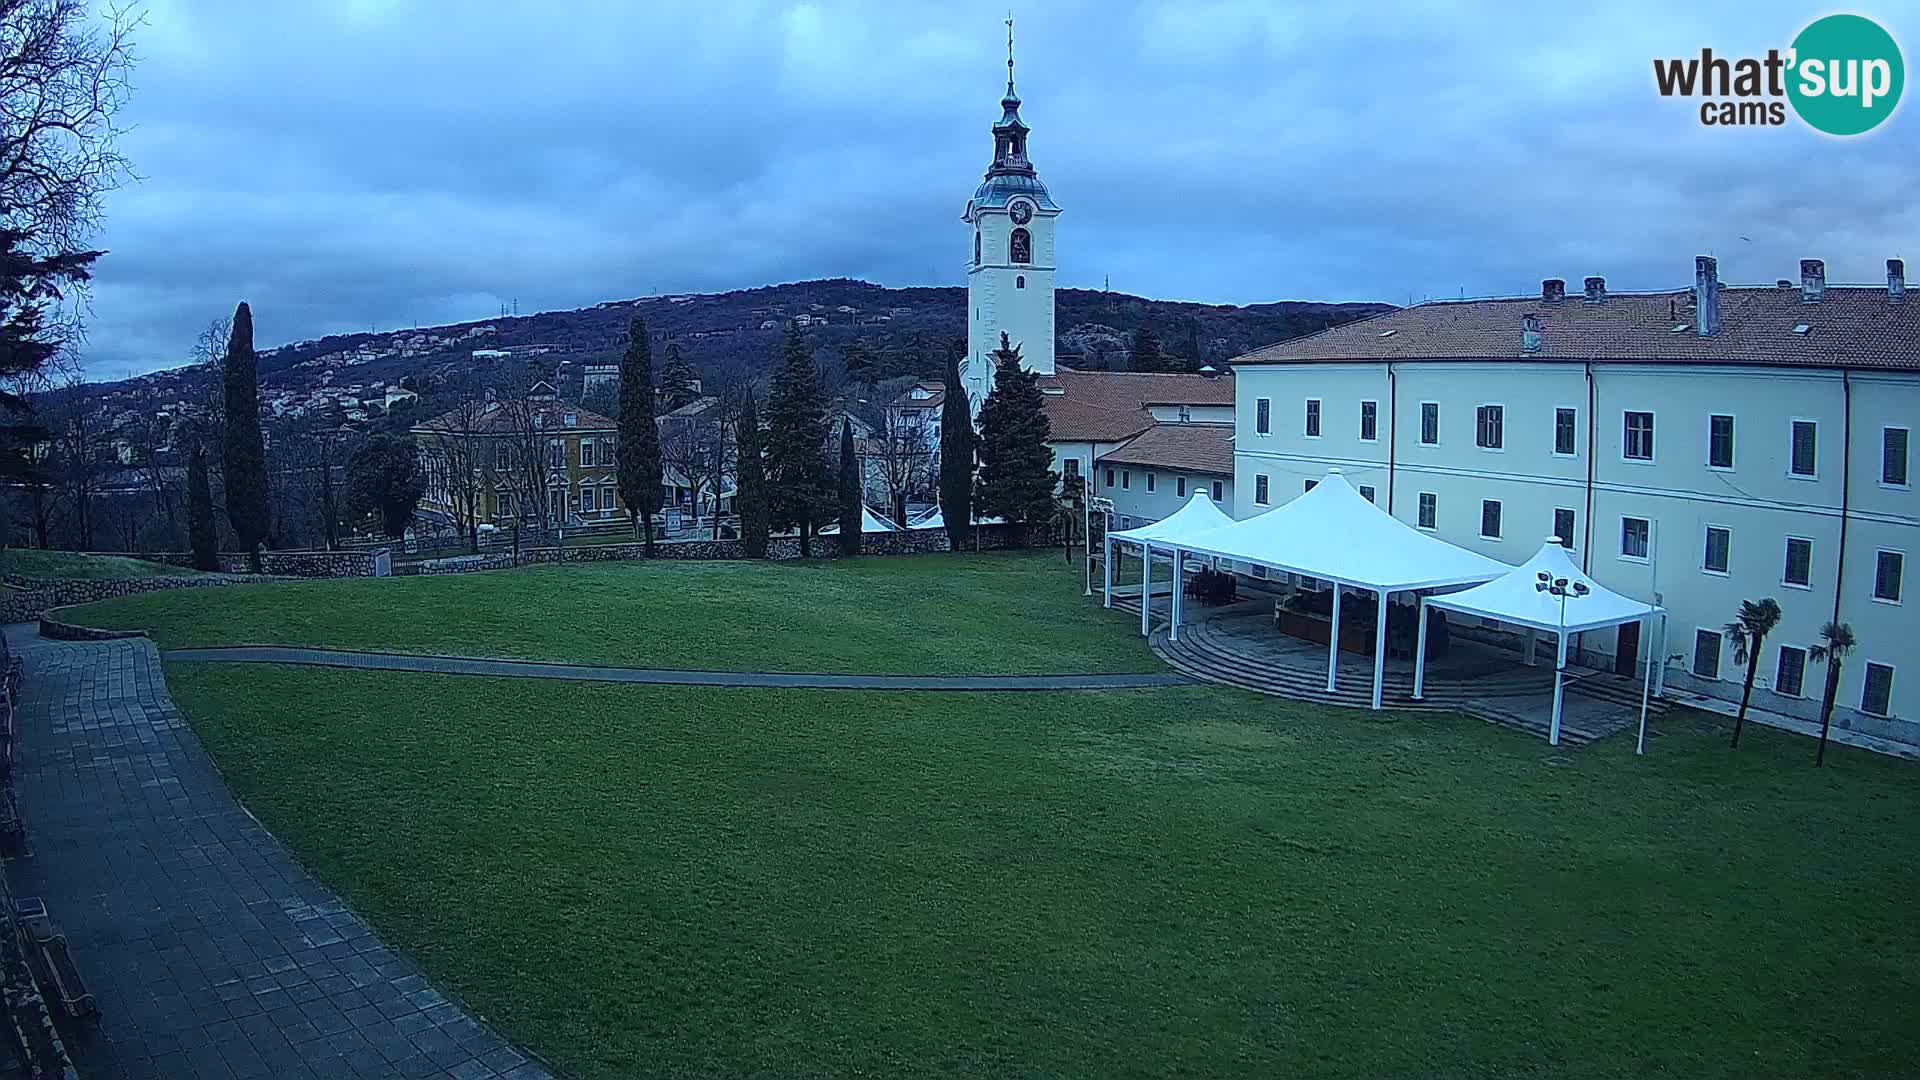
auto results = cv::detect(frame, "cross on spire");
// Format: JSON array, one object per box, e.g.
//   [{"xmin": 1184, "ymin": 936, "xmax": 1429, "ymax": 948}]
[{"xmin": 1005, "ymin": 13, "xmax": 1016, "ymax": 95}]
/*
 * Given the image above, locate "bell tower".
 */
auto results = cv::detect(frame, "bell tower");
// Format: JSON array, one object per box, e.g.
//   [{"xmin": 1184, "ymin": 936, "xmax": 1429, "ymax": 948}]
[{"xmin": 962, "ymin": 18, "xmax": 1058, "ymax": 409}]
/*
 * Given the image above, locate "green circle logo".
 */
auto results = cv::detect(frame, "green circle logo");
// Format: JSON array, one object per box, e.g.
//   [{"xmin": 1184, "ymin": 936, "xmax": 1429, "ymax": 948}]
[{"xmin": 1787, "ymin": 14, "xmax": 1904, "ymax": 135}]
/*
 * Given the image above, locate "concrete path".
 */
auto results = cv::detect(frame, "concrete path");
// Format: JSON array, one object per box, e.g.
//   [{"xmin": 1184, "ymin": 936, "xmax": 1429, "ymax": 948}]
[
  {"xmin": 162, "ymin": 645, "xmax": 1191, "ymax": 691},
  {"xmin": 4, "ymin": 629, "xmax": 555, "ymax": 1080}
]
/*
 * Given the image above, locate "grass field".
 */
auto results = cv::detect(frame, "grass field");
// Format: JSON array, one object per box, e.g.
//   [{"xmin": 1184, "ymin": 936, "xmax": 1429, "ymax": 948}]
[
  {"xmin": 165, "ymin": 664, "xmax": 1920, "ymax": 1080},
  {"xmin": 64, "ymin": 551, "xmax": 1150, "ymax": 675},
  {"xmin": 0, "ymin": 548, "xmax": 207, "ymax": 580}
]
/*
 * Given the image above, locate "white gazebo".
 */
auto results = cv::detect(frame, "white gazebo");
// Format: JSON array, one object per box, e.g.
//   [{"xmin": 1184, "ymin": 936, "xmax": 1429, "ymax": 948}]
[
  {"xmin": 1419, "ymin": 536, "xmax": 1666, "ymax": 748},
  {"xmin": 819, "ymin": 504, "xmax": 902, "ymax": 534},
  {"xmin": 1103, "ymin": 492, "xmax": 1236, "ymax": 640},
  {"xmin": 1164, "ymin": 469, "xmax": 1508, "ymax": 710}
]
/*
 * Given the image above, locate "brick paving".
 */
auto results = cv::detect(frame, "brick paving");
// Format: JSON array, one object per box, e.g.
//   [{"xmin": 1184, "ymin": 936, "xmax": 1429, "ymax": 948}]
[{"xmin": 3, "ymin": 629, "xmax": 556, "ymax": 1080}]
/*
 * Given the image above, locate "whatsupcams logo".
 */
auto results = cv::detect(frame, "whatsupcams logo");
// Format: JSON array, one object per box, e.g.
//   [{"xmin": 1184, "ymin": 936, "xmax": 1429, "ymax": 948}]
[{"xmin": 1653, "ymin": 14, "xmax": 1904, "ymax": 135}]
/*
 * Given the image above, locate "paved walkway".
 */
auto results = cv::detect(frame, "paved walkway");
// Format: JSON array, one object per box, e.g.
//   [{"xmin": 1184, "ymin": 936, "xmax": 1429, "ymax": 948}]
[
  {"xmin": 162, "ymin": 645, "xmax": 1191, "ymax": 691},
  {"xmin": 4, "ymin": 629, "xmax": 555, "ymax": 1080}
]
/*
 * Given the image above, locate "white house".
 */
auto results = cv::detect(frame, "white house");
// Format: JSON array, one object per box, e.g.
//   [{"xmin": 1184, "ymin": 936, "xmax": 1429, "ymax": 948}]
[{"xmin": 1227, "ymin": 257, "xmax": 1916, "ymax": 744}]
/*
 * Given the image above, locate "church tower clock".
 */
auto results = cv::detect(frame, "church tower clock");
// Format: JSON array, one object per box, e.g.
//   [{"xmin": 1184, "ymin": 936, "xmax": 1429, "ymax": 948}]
[{"xmin": 962, "ymin": 22, "xmax": 1058, "ymax": 409}]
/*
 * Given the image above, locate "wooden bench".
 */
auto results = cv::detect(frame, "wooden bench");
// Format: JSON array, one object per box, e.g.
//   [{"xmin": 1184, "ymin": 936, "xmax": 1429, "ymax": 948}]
[{"xmin": 13, "ymin": 901, "xmax": 95, "ymax": 1025}]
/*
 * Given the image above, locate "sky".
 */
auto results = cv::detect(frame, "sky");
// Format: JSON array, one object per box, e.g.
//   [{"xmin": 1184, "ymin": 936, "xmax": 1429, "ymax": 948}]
[{"xmin": 79, "ymin": 0, "xmax": 1920, "ymax": 380}]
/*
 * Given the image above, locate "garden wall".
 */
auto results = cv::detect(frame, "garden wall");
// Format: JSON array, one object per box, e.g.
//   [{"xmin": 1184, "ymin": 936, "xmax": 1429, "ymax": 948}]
[
  {"xmin": 0, "ymin": 575, "xmax": 279, "ymax": 624},
  {"xmin": 144, "ymin": 551, "xmax": 380, "ymax": 577}
]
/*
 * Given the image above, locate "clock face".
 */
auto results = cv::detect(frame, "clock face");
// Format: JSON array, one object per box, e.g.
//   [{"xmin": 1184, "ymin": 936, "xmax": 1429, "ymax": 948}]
[{"xmin": 1009, "ymin": 200, "xmax": 1034, "ymax": 225}]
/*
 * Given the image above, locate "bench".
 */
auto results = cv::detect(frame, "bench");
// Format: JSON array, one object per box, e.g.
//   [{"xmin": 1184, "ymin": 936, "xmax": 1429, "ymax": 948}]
[{"xmin": 12, "ymin": 901, "xmax": 95, "ymax": 1025}]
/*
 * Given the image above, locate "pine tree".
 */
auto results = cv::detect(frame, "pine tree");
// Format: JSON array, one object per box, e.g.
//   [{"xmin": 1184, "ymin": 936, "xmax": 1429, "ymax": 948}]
[
  {"xmin": 734, "ymin": 394, "xmax": 770, "ymax": 558},
  {"xmin": 617, "ymin": 317, "xmax": 665, "ymax": 555},
  {"xmin": 976, "ymin": 333, "xmax": 1057, "ymax": 547},
  {"xmin": 766, "ymin": 322, "xmax": 832, "ymax": 557},
  {"xmin": 937, "ymin": 348, "xmax": 975, "ymax": 553},
  {"xmin": 1130, "ymin": 324, "xmax": 1165, "ymax": 373},
  {"xmin": 659, "ymin": 340, "xmax": 699, "ymax": 412},
  {"xmin": 220, "ymin": 302, "xmax": 270, "ymax": 571},
  {"xmin": 837, "ymin": 416, "xmax": 862, "ymax": 556},
  {"xmin": 841, "ymin": 339, "xmax": 872, "ymax": 378},
  {"xmin": 188, "ymin": 443, "xmax": 218, "ymax": 571},
  {"xmin": 346, "ymin": 433, "xmax": 426, "ymax": 539},
  {"xmin": 1181, "ymin": 317, "xmax": 1203, "ymax": 369}
]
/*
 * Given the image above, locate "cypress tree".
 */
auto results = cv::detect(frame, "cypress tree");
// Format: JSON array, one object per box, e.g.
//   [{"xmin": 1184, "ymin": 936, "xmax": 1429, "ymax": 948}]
[
  {"xmin": 976, "ymin": 333, "xmax": 1057, "ymax": 547},
  {"xmin": 937, "ymin": 347, "xmax": 975, "ymax": 553},
  {"xmin": 187, "ymin": 442, "xmax": 218, "ymax": 571},
  {"xmin": 659, "ymin": 341, "xmax": 699, "ymax": 412},
  {"xmin": 617, "ymin": 317, "xmax": 664, "ymax": 555},
  {"xmin": 734, "ymin": 394, "xmax": 770, "ymax": 558},
  {"xmin": 1130, "ymin": 324, "xmax": 1165, "ymax": 373},
  {"xmin": 220, "ymin": 302, "xmax": 270, "ymax": 570},
  {"xmin": 766, "ymin": 322, "xmax": 832, "ymax": 557},
  {"xmin": 836, "ymin": 416, "xmax": 861, "ymax": 556}
]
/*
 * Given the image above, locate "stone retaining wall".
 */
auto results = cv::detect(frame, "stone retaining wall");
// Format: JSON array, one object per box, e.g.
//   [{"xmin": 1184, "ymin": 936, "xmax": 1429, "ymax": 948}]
[
  {"xmin": 1, "ymin": 574, "xmax": 278, "ymax": 624},
  {"xmin": 146, "ymin": 551, "xmax": 380, "ymax": 577},
  {"xmin": 37, "ymin": 613, "xmax": 148, "ymax": 641}
]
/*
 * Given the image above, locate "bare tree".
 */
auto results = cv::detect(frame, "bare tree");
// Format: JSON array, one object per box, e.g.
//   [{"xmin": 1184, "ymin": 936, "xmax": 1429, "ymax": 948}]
[
  {"xmin": 47, "ymin": 371, "xmax": 97, "ymax": 548},
  {"xmin": 659, "ymin": 406, "xmax": 733, "ymax": 538},
  {"xmin": 867, "ymin": 406, "xmax": 935, "ymax": 528},
  {"xmin": 494, "ymin": 393, "xmax": 561, "ymax": 560},
  {"xmin": 418, "ymin": 371, "xmax": 501, "ymax": 554}
]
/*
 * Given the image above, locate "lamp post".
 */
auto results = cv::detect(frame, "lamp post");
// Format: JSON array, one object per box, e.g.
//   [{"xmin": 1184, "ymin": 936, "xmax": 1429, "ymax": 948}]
[{"xmin": 1535, "ymin": 571, "xmax": 1590, "ymax": 747}]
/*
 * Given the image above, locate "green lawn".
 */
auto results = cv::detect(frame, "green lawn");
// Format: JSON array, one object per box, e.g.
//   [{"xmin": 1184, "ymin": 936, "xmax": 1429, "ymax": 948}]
[
  {"xmin": 0, "ymin": 548, "xmax": 207, "ymax": 580},
  {"xmin": 165, "ymin": 665, "xmax": 1920, "ymax": 1080},
  {"xmin": 67, "ymin": 552, "xmax": 1151, "ymax": 675}
]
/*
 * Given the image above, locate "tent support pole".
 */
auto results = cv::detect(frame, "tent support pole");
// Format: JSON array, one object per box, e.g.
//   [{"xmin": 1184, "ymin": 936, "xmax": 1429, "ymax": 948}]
[
  {"xmin": 1326, "ymin": 586, "xmax": 1341, "ymax": 692},
  {"xmin": 1412, "ymin": 598, "xmax": 1429, "ymax": 700},
  {"xmin": 1636, "ymin": 615, "xmax": 1654, "ymax": 755},
  {"xmin": 1170, "ymin": 547, "xmax": 1182, "ymax": 643},
  {"xmin": 1371, "ymin": 588, "xmax": 1389, "ymax": 710},
  {"xmin": 1550, "ymin": 631, "xmax": 1567, "ymax": 747},
  {"xmin": 1525, "ymin": 628, "xmax": 1538, "ymax": 666},
  {"xmin": 1102, "ymin": 535, "xmax": 1113, "ymax": 608},
  {"xmin": 1652, "ymin": 613, "xmax": 1668, "ymax": 698},
  {"xmin": 1140, "ymin": 543, "xmax": 1152, "ymax": 637}
]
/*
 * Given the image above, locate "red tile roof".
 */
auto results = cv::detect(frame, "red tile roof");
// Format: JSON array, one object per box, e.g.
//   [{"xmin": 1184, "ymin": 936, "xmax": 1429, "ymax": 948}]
[
  {"xmin": 1096, "ymin": 423, "xmax": 1235, "ymax": 475},
  {"xmin": 413, "ymin": 396, "xmax": 618, "ymax": 435},
  {"xmin": 1233, "ymin": 285, "xmax": 1920, "ymax": 371},
  {"xmin": 1039, "ymin": 366, "xmax": 1236, "ymax": 442}
]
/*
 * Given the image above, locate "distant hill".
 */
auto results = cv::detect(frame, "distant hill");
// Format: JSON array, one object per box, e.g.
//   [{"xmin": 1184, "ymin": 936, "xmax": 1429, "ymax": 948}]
[{"xmin": 89, "ymin": 279, "xmax": 1392, "ymax": 412}]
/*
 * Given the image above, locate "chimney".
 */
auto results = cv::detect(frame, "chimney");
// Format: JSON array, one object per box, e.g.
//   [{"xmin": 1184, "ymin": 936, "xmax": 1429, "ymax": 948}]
[
  {"xmin": 1521, "ymin": 312, "xmax": 1543, "ymax": 354},
  {"xmin": 1541, "ymin": 278, "xmax": 1566, "ymax": 303},
  {"xmin": 1890, "ymin": 258, "xmax": 1907, "ymax": 301},
  {"xmin": 1694, "ymin": 255, "xmax": 1720, "ymax": 336},
  {"xmin": 1800, "ymin": 258, "xmax": 1825, "ymax": 303},
  {"xmin": 1583, "ymin": 276, "xmax": 1607, "ymax": 303},
  {"xmin": 1776, "ymin": 279, "xmax": 1795, "ymax": 290}
]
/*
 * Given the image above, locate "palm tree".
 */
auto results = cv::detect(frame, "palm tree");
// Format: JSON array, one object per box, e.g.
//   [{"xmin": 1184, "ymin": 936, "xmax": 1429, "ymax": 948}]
[
  {"xmin": 1807, "ymin": 620, "xmax": 1857, "ymax": 767},
  {"xmin": 1724, "ymin": 598, "xmax": 1783, "ymax": 749}
]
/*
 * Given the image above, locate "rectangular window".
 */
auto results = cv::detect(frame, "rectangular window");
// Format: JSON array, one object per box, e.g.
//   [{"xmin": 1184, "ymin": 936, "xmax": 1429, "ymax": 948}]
[
  {"xmin": 1708, "ymin": 414, "xmax": 1734, "ymax": 469},
  {"xmin": 1554, "ymin": 407, "xmax": 1577, "ymax": 456},
  {"xmin": 1211, "ymin": 480, "xmax": 1223, "ymax": 501},
  {"xmin": 1861, "ymin": 662, "xmax": 1895, "ymax": 717},
  {"xmin": 602, "ymin": 486, "xmax": 616, "ymax": 511},
  {"xmin": 1254, "ymin": 475, "xmax": 1269, "ymax": 505},
  {"xmin": 1305, "ymin": 399, "xmax": 1321, "ymax": 437},
  {"xmin": 1874, "ymin": 550, "xmax": 1904, "ymax": 602},
  {"xmin": 548, "ymin": 439, "xmax": 564, "ymax": 468},
  {"xmin": 1255, "ymin": 398, "xmax": 1270, "ymax": 435},
  {"xmin": 1475, "ymin": 404, "xmax": 1504, "ymax": 449},
  {"xmin": 580, "ymin": 440, "xmax": 595, "ymax": 468},
  {"xmin": 1703, "ymin": 526, "xmax": 1731, "ymax": 574},
  {"xmin": 1104, "ymin": 468, "xmax": 1114, "ymax": 488},
  {"xmin": 1360, "ymin": 401, "xmax": 1377, "ymax": 441},
  {"xmin": 1359, "ymin": 484, "xmax": 1375, "ymax": 503},
  {"xmin": 1621, "ymin": 516, "xmax": 1650, "ymax": 560},
  {"xmin": 1692, "ymin": 629, "xmax": 1722, "ymax": 680},
  {"xmin": 1553, "ymin": 508, "xmax": 1576, "ymax": 548},
  {"xmin": 1623, "ymin": 411, "xmax": 1655, "ymax": 461},
  {"xmin": 1121, "ymin": 470, "xmax": 1131, "ymax": 490},
  {"xmin": 1420, "ymin": 402, "xmax": 1439, "ymax": 445},
  {"xmin": 1063, "ymin": 458, "xmax": 1080, "ymax": 480},
  {"xmin": 1480, "ymin": 499, "xmax": 1502, "ymax": 539},
  {"xmin": 1885, "ymin": 427, "xmax": 1910, "ymax": 486},
  {"xmin": 1175, "ymin": 476, "xmax": 1186, "ymax": 497},
  {"xmin": 1784, "ymin": 537, "xmax": 1813, "ymax": 587},
  {"xmin": 1417, "ymin": 492, "xmax": 1437, "ymax": 530},
  {"xmin": 1775, "ymin": 646, "xmax": 1807, "ymax": 698},
  {"xmin": 1791, "ymin": 420, "xmax": 1817, "ymax": 477},
  {"xmin": 1146, "ymin": 472, "xmax": 1156, "ymax": 493}
]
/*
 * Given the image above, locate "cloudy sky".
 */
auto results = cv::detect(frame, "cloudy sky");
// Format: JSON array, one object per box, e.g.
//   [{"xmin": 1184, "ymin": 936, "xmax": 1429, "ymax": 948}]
[{"xmin": 81, "ymin": 0, "xmax": 1918, "ymax": 379}]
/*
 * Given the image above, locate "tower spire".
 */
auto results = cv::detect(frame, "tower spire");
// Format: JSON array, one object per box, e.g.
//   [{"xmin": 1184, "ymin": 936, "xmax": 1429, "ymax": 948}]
[{"xmin": 1005, "ymin": 13, "xmax": 1015, "ymax": 97}]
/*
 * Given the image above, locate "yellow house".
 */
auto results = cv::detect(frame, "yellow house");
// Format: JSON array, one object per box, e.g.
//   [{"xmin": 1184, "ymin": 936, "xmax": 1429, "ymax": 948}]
[{"xmin": 411, "ymin": 382, "xmax": 624, "ymax": 528}]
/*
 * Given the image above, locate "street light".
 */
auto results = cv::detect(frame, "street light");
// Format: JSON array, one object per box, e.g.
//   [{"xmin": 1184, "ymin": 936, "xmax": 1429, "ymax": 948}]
[{"xmin": 1535, "ymin": 571, "xmax": 1590, "ymax": 746}]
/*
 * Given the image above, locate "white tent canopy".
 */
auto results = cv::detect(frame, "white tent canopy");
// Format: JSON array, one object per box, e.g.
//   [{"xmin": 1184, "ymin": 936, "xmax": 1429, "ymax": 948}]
[
  {"xmin": 1109, "ymin": 491, "xmax": 1235, "ymax": 547},
  {"xmin": 1176, "ymin": 470, "xmax": 1507, "ymax": 591},
  {"xmin": 906, "ymin": 508, "xmax": 1005, "ymax": 531},
  {"xmin": 1418, "ymin": 536, "xmax": 1667, "ymax": 747},
  {"xmin": 819, "ymin": 505, "xmax": 902, "ymax": 534}
]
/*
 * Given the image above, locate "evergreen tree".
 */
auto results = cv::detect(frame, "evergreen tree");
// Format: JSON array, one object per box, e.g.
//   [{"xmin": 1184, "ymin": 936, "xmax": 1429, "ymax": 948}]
[
  {"xmin": 1724, "ymin": 598, "xmax": 1783, "ymax": 750},
  {"xmin": 346, "ymin": 433, "xmax": 426, "ymax": 539},
  {"xmin": 1181, "ymin": 317, "xmax": 1203, "ymax": 368},
  {"xmin": 841, "ymin": 339, "xmax": 872, "ymax": 378},
  {"xmin": 1809, "ymin": 621, "xmax": 1857, "ymax": 767},
  {"xmin": 1129, "ymin": 324, "xmax": 1165, "ymax": 372},
  {"xmin": 659, "ymin": 340, "xmax": 699, "ymax": 412},
  {"xmin": 976, "ymin": 333, "xmax": 1056, "ymax": 547},
  {"xmin": 734, "ymin": 394, "xmax": 770, "ymax": 558},
  {"xmin": 220, "ymin": 302, "xmax": 270, "ymax": 570},
  {"xmin": 937, "ymin": 348, "xmax": 975, "ymax": 552},
  {"xmin": 617, "ymin": 317, "xmax": 665, "ymax": 555},
  {"xmin": 837, "ymin": 416, "xmax": 862, "ymax": 556},
  {"xmin": 187, "ymin": 443, "xmax": 218, "ymax": 571},
  {"xmin": 766, "ymin": 322, "xmax": 832, "ymax": 557}
]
